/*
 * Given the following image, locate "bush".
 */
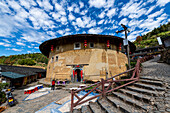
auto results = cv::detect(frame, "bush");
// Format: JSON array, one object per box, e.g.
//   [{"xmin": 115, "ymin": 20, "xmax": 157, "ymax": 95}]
[
  {"xmin": 0, "ymin": 83, "xmax": 7, "ymax": 105},
  {"xmin": 18, "ymin": 59, "xmax": 36, "ymax": 66}
]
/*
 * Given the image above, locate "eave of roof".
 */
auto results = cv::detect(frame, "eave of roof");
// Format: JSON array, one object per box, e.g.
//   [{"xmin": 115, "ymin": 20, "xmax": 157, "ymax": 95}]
[
  {"xmin": 39, "ymin": 34, "xmax": 136, "ymax": 56},
  {"xmin": 1, "ymin": 72, "xmax": 26, "ymax": 79}
]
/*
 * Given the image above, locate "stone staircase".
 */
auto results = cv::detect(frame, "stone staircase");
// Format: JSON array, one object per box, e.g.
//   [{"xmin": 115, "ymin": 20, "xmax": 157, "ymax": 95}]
[{"xmin": 72, "ymin": 76, "xmax": 170, "ymax": 113}]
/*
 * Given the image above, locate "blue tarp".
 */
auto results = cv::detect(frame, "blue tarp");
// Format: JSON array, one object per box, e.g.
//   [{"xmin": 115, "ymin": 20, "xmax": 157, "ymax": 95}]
[{"xmin": 35, "ymin": 91, "xmax": 99, "ymax": 113}]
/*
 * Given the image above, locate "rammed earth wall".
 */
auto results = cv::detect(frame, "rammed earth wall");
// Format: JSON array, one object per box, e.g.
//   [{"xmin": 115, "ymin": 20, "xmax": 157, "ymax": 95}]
[{"xmin": 46, "ymin": 48, "xmax": 127, "ymax": 81}]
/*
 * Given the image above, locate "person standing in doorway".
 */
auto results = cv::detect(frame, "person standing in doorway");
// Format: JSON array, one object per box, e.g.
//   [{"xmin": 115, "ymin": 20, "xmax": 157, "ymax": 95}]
[{"xmin": 51, "ymin": 79, "xmax": 55, "ymax": 90}]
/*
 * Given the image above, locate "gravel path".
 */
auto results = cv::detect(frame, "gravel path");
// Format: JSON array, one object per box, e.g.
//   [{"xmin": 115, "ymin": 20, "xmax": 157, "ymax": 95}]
[
  {"xmin": 2, "ymin": 84, "xmax": 69, "ymax": 113},
  {"xmin": 141, "ymin": 56, "xmax": 170, "ymax": 82}
]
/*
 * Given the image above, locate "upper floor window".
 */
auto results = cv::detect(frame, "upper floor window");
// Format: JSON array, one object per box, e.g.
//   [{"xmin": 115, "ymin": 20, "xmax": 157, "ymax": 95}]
[
  {"xmin": 51, "ymin": 56, "xmax": 54, "ymax": 62},
  {"xmin": 56, "ymin": 56, "xmax": 58, "ymax": 62},
  {"xmin": 74, "ymin": 42, "xmax": 81, "ymax": 50},
  {"xmin": 56, "ymin": 46, "xmax": 59, "ymax": 51},
  {"xmin": 89, "ymin": 42, "xmax": 94, "ymax": 48}
]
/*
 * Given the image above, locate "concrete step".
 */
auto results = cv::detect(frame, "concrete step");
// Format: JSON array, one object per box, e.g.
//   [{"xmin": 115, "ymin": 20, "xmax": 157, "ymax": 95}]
[
  {"xmin": 127, "ymin": 86, "xmax": 159, "ymax": 96},
  {"xmin": 134, "ymin": 83, "xmax": 166, "ymax": 91},
  {"xmin": 81, "ymin": 105, "xmax": 92, "ymax": 113},
  {"xmin": 139, "ymin": 79, "xmax": 164, "ymax": 86},
  {"xmin": 140, "ymin": 76, "xmax": 163, "ymax": 82},
  {"xmin": 89, "ymin": 102, "xmax": 106, "ymax": 113},
  {"xmin": 98, "ymin": 98, "xmax": 120, "ymax": 113},
  {"xmin": 73, "ymin": 109, "xmax": 81, "ymax": 113},
  {"xmin": 107, "ymin": 96, "xmax": 145, "ymax": 113},
  {"xmin": 112, "ymin": 92, "xmax": 155, "ymax": 112},
  {"xmin": 119, "ymin": 89, "xmax": 154, "ymax": 103}
]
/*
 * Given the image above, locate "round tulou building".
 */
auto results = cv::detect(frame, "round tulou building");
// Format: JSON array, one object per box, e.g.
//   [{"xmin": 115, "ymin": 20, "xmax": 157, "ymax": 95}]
[{"xmin": 39, "ymin": 34, "xmax": 136, "ymax": 82}]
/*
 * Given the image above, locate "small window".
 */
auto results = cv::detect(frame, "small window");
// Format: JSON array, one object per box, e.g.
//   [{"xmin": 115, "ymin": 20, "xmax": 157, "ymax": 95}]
[
  {"xmin": 108, "ymin": 45, "xmax": 111, "ymax": 49},
  {"xmin": 56, "ymin": 46, "xmax": 59, "ymax": 51},
  {"xmin": 89, "ymin": 42, "xmax": 94, "ymax": 48},
  {"xmin": 56, "ymin": 56, "xmax": 58, "ymax": 62},
  {"xmin": 74, "ymin": 42, "xmax": 81, "ymax": 49},
  {"xmin": 51, "ymin": 56, "xmax": 54, "ymax": 62}
]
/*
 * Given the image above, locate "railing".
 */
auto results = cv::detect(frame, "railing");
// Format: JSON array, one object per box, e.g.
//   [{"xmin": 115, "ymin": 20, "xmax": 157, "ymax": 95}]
[{"xmin": 70, "ymin": 56, "xmax": 153, "ymax": 112}]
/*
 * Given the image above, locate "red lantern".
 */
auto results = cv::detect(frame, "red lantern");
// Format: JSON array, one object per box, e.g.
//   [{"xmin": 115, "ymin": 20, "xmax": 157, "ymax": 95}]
[
  {"xmin": 81, "ymin": 70, "xmax": 83, "ymax": 78},
  {"xmin": 107, "ymin": 40, "xmax": 110, "ymax": 48},
  {"xmin": 84, "ymin": 40, "xmax": 87, "ymax": 48},
  {"xmin": 51, "ymin": 45, "xmax": 54, "ymax": 52},
  {"xmin": 73, "ymin": 70, "xmax": 75, "ymax": 78},
  {"xmin": 119, "ymin": 43, "xmax": 122, "ymax": 50}
]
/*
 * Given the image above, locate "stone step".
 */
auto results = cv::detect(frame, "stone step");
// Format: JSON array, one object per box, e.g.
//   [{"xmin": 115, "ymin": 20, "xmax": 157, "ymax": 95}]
[
  {"xmin": 107, "ymin": 96, "xmax": 145, "ymax": 113},
  {"xmin": 140, "ymin": 76, "xmax": 163, "ymax": 82},
  {"xmin": 73, "ymin": 109, "xmax": 81, "ymax": 113},
  {"xmin": 112, "ymin": 92, "xmax": 155, "ymax": 112},
  {"xmin": 139, "ymin": 79, "xmax": 164, "ymax": 86},
  {"xmin": 127, "ymin": 86, "xmax": 159, "ymax": 96},
  {"xmin": 89, "ymin": 102, "xmax": 106, "ymax": 113},
  {"xmin": 134, "ymin": 83, "xmax": 166, "ymax": 91},
  {"xmin": 81, "ymin": 105, "xmax": 92, "ymax": 113},
  {"xmin": 119, "ymin": 89, "xmax": 154, "ymax": 103},
  {"xmin": 98, "ymin": 98, "xmax": 120, "ymax": 113}
]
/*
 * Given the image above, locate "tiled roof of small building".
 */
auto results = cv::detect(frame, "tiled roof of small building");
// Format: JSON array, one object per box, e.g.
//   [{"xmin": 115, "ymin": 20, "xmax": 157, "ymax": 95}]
[
  {"xmin": 0, "ymin": 65, "xmax": 46, "ymax": 76},
  {"xmin": 1, "ymin": 72, "xmax": 26, "ymax": 79}
]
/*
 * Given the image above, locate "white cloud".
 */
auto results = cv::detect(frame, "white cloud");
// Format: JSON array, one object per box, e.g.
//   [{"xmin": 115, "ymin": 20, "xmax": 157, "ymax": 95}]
[
  {"xmin": 19, "ymin": 0, "xmax": 36, "ymax": 9},
  {"xmin": 68, "ymin": 13, "xmax": 75, "ymax": 21},
  {"xmin": 12, "ymin": 48, "xmax": 22, "ymax": 51},
  {"xmin": 29, "ymin": 8, "xmax": 54, "ymax": 29},
  {"xmin": 98, "ymin": 20, "xmax": 104, "ymax": 24},
  {"xmin": 21, "ymin": 30, "xmax": 49, "ymax": 42},
  {"xmin": 119, "ymin": 0, "xmax": 146, "ymax": 18},
  {"xmin": 98, "ymin": 12, "xmax": 105, "ymax": 18},
  {"xmin": 156, "ymin": 0, "xmax": 170, "ymax": 7},
  {"xmin": 89, "ymin": 0, "xmax": 106, "ymax": 8},
  {"xmin": 0, "ymin": 1, "xmax": 12, "ymax": 14},
  {"xmin": 34, "ymin": 47, "xmax": 39, "ymax": 49},
  {"xmin": 2, "ymin": 39, "xmax": 10, "ymax": 43},
  {"xmin": 57, "ymin": 30, "xmax": 65, "ymax": 35},
  {"xmin": 145, "ymin": 5, "xmax": 156, "ymax": 15},
  {"xmin": 16, "ymin": 42, "xmax": 25, "ymax": 46},
  {"xmin": 79, "ymin": 2, "xmax": 84, "ymax": 8},
  {"xmin": 55, "ymin": 3, "xmax": 64, "ymax": 11},
  {"xmin": 7, "ymin": 0, "xmax": 21, "ymax": 11},
  {"xmin": 28, "ymin": 46, "xmax": 32, "ymax": 48},
  {"xmin": 74, "ymin": 6, "xmax": 80, "ymax": 13},
  {"xmin": 89, "ymin": 0, "xmax": 115, "ymax": 8},
  {"xmin": 76, "ymin": 18, "xmax": 85, "ymax": 27},
  {"xmin": 37, "ymin": 0, "xmax": 53, "ymax": 11},
  {"xmin": 119, "ymin": 18, "xmax": 128, "ymax": 25},
  {"xmin": 88, "ymin": 28, "xmax": 103, "ymax": 34},
  {"xmin": 148, "ymin": 9, "xmax": 164, "ymax": 18},
  {"xmin": 27, "ymin": 51, "xmax": 31, "ymax": 53},
  {"xmin": 0, "ymin": 42, "xmax": 4, "ymax": 45},
  {"xmin": 106, "ymin": 8, "xmax": 116, "ymax": 18},
  {"xmin": 80, "ymin": 10, "xmax": 88, "ymax": 15},
  {"xmin": 86, "ymin": 20, "xmax": 96, "ymax": 28}
]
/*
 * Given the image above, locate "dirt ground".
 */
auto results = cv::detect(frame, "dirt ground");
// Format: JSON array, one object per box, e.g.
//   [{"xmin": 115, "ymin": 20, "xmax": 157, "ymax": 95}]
[{"xmin": 2, "ymin": 82, "xmax": 70, "ymax": 113}]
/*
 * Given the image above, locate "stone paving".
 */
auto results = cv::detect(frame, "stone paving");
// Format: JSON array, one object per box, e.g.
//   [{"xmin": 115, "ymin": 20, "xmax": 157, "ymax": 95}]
[
  {"xmin": 2, "ymin": 82, "xmax": 69, "ymax": 113},
  {"xmin": 141, "ymin": 56, "xmax": 170, "ymax": 113},
  {"xmin": 141, "ymin": 56, "xmax": 170, "ymax": 82}
]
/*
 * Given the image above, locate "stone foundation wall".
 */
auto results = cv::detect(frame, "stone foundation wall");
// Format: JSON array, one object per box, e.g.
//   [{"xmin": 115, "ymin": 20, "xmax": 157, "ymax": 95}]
[
  {"xmin": 160, "ymin": 48, "xmax": 170, "ymax": 64},
  {"xmin": 46, "ymin": 49, "xmax": 128, "ymax": 81}
]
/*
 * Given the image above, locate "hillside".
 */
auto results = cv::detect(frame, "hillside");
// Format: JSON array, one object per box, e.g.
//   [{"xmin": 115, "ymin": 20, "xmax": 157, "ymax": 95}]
[
  {"xmin": 134, "ymin": 22, "xmax": 170, "ymax": 48},
  {"xmin": 0, "ymin": 53, "xmax": 48, "ymax": 68}
]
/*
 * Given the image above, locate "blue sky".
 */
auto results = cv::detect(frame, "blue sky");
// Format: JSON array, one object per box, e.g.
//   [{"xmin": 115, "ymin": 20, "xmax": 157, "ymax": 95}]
[{"xmin": 0, "ymin": 0, "xmax": 169, "ymax": 56}]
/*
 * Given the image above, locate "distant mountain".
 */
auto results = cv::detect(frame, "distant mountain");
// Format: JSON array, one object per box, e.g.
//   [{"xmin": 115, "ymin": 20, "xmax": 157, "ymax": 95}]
[
  {"xmin": 0, "ymin": 53, "xmax": 48, "ymax": 68},
  {"xmin": 134, "ymin": 22, "xmax": 170, "ymax": 49}
]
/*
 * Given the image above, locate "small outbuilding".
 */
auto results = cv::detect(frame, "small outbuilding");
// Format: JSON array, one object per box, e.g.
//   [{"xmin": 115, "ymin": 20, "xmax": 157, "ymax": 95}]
[{"xmin": 0, "ymin": 65, "xmax": 46, "ymax": 87}]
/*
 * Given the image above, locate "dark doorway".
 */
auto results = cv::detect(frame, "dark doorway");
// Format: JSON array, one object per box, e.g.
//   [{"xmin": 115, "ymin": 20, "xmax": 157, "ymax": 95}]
[{"xmin": 75, "ymin": 69, "xmax": 81, "ymax": 82}]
